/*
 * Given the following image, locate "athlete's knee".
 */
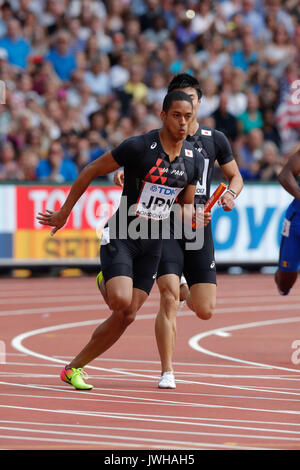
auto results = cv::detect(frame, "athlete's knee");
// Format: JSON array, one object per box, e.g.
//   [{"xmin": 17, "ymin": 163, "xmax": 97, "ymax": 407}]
[
  {"xmin": 193, "ymin": 299, "xmax": 215, "ymax": 320},
  {"xmin": 109, "ymin": 292, "xmax": 132, "ymax": 312},
  {"xmin": 161, "ymin": 289, "xmax": 179, "ymax": 314}
]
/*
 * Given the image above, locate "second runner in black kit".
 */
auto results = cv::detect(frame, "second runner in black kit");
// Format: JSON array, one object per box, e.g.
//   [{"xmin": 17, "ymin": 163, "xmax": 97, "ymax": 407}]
[
  {"xmin": 157, "ymin": 123, "xmax": 235, "ymax": 287},
  {"xmin": 154, "ymin": 74, "xmax": 244, "ymax": 389}
]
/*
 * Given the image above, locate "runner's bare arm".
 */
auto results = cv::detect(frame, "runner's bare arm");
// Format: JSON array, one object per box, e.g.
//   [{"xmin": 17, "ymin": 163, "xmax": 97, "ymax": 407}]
[
  {"xmin": 278, "ymin": 151, "xmax": 300, "ymax": 201},
  {"xmin": 36, "ymin": 152, "xmax": 120, "ymax": 235},
  {"xmin": 219, "ymin": 160, "xmax": 244, "ymax": 211}
]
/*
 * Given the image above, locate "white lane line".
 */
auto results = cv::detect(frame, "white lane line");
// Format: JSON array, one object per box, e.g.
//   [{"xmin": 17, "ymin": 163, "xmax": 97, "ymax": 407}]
[
  {"xmin": 189, "ymin": 316, "xmax": 300, "ymax": 374},
  {"xmin": 2, "ymin": 301, "xmax": 300, "ymax": 318},
  {"xmin": 0, "ymin": 301, "xmax": 160, "ymax": 317},
  {"xmin": 1, "ymin": 423, "xmax": 299, "ymax": 443},
  {"xmin": 2, "ymin": 387, "xmax": 300, "ymax": 405},
  {"xmin": 0, "ymin": 433, "xmax": 265, "ymax": 450},
  {"xmin": 2, "ymin": 418, "xmax": 300, "ymax": 437},
  {"xmin": 1, "ymin": 391, "xmax": 300, "ymax": 417}
]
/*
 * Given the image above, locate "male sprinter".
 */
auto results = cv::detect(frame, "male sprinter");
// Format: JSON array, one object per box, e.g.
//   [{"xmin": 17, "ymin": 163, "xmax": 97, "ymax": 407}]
[
  {"xmin": 155, "ymin": 74, "xmax": 243, "ymax": 388},
  {"xmin": 113, "ymin": 75, "xmax": 243, "ymax": 388},
  {"xmin": 37, "ymin": 90, "xmax": 204, "ymax": 390},
  {"xmin": 275, "ymin": 149, "xmax": 300, "ymax": 296}
]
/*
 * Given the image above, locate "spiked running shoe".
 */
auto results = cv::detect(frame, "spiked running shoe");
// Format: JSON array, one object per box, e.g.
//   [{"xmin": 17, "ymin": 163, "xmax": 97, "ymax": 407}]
[
  {"xmin": 60, "ymin": 366, "xmax": 93, "ymax": 390},
  {"xmin": 96, "ymin": 271, "xmax": 103, "ymax": 292}
]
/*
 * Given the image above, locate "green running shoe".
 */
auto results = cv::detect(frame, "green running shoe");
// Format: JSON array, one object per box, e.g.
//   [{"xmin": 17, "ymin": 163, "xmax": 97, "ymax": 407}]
[
  {"xmin": 60, "ymin": 366, "xmax": 93, "ymax": 390},
  {"xmin": 96, "ymin": 271, "xmax": 103, "ymax": 292}
]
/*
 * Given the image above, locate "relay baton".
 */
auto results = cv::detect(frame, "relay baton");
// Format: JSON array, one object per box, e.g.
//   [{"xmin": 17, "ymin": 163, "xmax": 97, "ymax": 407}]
[
  {"xmin": 204, "ymin": 182, "xmax": 227, "ymax": 213},
  {"xmin": 192, "ymin": 182, "xmax": 227, "ymax": 229}
]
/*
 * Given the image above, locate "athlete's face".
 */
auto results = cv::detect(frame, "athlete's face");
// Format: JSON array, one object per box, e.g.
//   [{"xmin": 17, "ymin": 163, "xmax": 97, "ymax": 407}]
[
  {"xmin": 175, "ymin": 87, "xmax": 201, "ymax": 122},
  {"xmin": 161, "ymin": 100, "xmax": 193, "ymax": 141}
]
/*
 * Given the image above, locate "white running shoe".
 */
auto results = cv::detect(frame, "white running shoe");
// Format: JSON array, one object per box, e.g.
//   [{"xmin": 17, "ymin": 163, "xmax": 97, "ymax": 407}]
[{"xmin": 158, "ymin": 371, "xmax": 176, "ymax": 389}]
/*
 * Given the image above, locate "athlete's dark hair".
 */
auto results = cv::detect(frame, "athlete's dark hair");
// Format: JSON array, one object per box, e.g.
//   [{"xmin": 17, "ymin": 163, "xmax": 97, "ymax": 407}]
[
  {"xmin": 167, "ymin": 73, "xmax": 203, "ymax": 99},
  {"xmin": 162, "ymin": 90, "xmax": 193, "ymax": 113}
]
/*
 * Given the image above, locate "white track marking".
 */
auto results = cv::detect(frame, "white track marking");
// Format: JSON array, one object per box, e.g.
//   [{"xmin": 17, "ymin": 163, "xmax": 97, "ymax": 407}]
[
  {"xmin": 10, "ymin": 315, "xmax": 300, "ymax": 395},
  {"xmin": 2, "ymin": 418, "xmax": 300, "ymax": 437},
  {"xmin": 1, "ymin": 384, "xmax": 300, "ymax": 415},
  {"xmin": 0, "ymin": 406, "xmax": 300, "ymax": 444},
  {"xmin": 3, "ymin": 301, "xmax": 300, "ymax": 317},
  {"xmin": 189, "ymin": 316, "xmax": 300, "ymax": 374},
  {"xmin": 1, "ymin": 423, "xmax": 300, "ymax": 444}
]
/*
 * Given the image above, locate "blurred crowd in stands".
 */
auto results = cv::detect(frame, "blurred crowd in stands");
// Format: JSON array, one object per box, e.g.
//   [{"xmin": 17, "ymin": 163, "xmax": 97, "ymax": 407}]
[{"xmin": 0, "ymin": 0, "xmax": 299, "ymax": 183}]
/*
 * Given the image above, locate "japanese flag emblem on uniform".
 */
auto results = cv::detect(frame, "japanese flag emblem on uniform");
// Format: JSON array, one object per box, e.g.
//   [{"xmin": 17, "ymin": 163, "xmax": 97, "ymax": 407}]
[
  {"xmin": 185, "ymin": 149, "xmax": 193, "ymax": 157},
  {"xmin": 201, "ymin": 129, "xmax": 212, "ymax": 136}
]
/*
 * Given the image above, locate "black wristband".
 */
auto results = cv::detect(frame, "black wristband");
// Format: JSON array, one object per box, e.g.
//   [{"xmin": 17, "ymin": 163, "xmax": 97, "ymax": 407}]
[{"xmin": 227, "ymin": 189, "xmax": 237, "ymax": 199}]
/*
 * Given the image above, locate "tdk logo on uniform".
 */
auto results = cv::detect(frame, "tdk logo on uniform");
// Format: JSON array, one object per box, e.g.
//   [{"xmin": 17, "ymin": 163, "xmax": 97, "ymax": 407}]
[
  {"xmin": 151, "ymin": 185, "xmax": 176, "ymax": 195},
  {"xmin": 185, "ymin": 149, "xmax": 193, "ymax": 157}
]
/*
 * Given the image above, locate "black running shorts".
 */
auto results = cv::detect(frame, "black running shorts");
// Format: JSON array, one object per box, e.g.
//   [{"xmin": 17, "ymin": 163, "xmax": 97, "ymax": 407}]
[
  {"xmin": 157, "ymin": 223, "xmax": 216, "ymax": 287},
  {"xmin": 100, "ymin": 237, "xmax": 163, "ymax": 295}
]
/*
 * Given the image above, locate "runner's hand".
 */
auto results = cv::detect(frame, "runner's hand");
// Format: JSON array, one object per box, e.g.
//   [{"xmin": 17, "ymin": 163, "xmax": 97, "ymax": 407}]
[
  {"xmin": 219, "ymin": 192, "xmax": 235, "ymax": 211},
  {"xmin": 36, "ymin": 209, "xmax": 68, "ymax": 236},
  {"xmin": 114, "ymin": 169, "xmax": 124, "ymax": 187}
]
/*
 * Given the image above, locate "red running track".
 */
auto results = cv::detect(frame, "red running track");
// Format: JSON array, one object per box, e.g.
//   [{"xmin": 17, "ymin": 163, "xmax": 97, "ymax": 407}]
[{"xmin": 0, "ymin": 273, "xmax": 300, "ymax": 450}]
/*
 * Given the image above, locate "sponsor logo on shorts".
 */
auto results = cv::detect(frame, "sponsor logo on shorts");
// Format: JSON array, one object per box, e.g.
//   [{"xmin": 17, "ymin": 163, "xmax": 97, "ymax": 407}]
[
  {"xmin": 210, "ymin": 261, "xmax": 215, "ymax": 269},
  {"xmin": 151, "ymin": 142, "xmax": 157, "ymax": 149}
]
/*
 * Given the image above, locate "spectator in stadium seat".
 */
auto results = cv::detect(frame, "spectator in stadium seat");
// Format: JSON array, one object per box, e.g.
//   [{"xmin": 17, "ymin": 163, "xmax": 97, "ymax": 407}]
[
  {"xmin": 232, "ymin": 32, "xmax": 258, "ymax": 73},
  {"xmin": 197, "ymin": 78, "xmax": 219, "ymax": 120},
  {"xmin": 263, "ymin": 25, "xmax": 296, "ymax": 79},
  {"xmin": 238, "ymin": 128, "xmax": 264, "ymax": 171},
  {"xmin": 227, "ymin": 69, "xmax": 248, "ymax": 117},
  {"xmin": 0, "ymin": 141, "xmax": 19, "ymax": 180},
  {"xmin": 84, "ymin": 54, "xmax": 111, "ymax": 96},
  {"xmin": 212, "ymin": 92, "xmax": 239, "ymax": 143},
  {"xmin": 237, "ymin": 92, "xmax": 263, "ymax": 135},
  {"xmin": 238, "ymin": 0, "xmax": 265, "ymax": 38},
  {"xmin": 262, "ymin": 108, "xmax": 282, "ymax": 149},
  {"xmin": 123, "ymin": 63, "xmax": 148, "ymax": 104},
  {"xmin": 0, "ymin": 18, "xmax": 31, "ymax": 69},
  {"xmin": 36, "ymin": 140, "xmax": 78, "ymax": 182},
  {"xmin": 259, "ymin": 141, "xmax": 283, "ymax": 181},
  {"xmin": 45, "ymin": 30, "xmax": 77, "ymax": 81}
]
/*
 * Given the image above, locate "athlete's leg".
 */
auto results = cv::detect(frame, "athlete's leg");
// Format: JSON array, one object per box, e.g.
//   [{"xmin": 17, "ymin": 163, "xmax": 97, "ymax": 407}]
[
  {"xmin": 179, "ymin": 276, "xmax": 189, "ymax": 302},
  {"xmin": 155, "ymin": 274, "xmax": 180, "ymax": 375},
  {"xmin": 275, "ymin": 268, "xmax": 298, "ymax": 295},
  {"xmin": 275, "ymin": 217, "xmax": 300, "ymax": 295},
  {"xmin": 187, "ymin": 282, "xmax": 216, "ymax": 320},
  {"xmin": 68, "ymin": 277, "xmax": 148, "ymax": 369}
]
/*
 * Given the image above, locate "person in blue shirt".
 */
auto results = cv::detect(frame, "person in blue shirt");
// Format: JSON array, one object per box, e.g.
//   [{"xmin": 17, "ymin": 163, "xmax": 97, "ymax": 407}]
[
  {"xmin": 0, "ymin": 18, "xmax": 31, "ymax": 69},
  {"xmin": 45, "ymin": 30, "xmax": 77, "ymax": 81},
  {"xmin": 275, "ymin": 150, "xmax": 300, "ymax": 295},
  {"xmin": 232, "ymin": 33, "xmax": 258, "ymax": 72},
  {"xmin": 36, "ymin": 141, "xmax": 78, "ymax": 182}
]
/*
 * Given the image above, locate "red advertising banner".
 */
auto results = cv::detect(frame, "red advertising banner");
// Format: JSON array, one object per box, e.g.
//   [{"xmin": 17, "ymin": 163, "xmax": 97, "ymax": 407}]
[{"xmin": 16, "ymin": 185, "xmax": 122, "ymax": 231}]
